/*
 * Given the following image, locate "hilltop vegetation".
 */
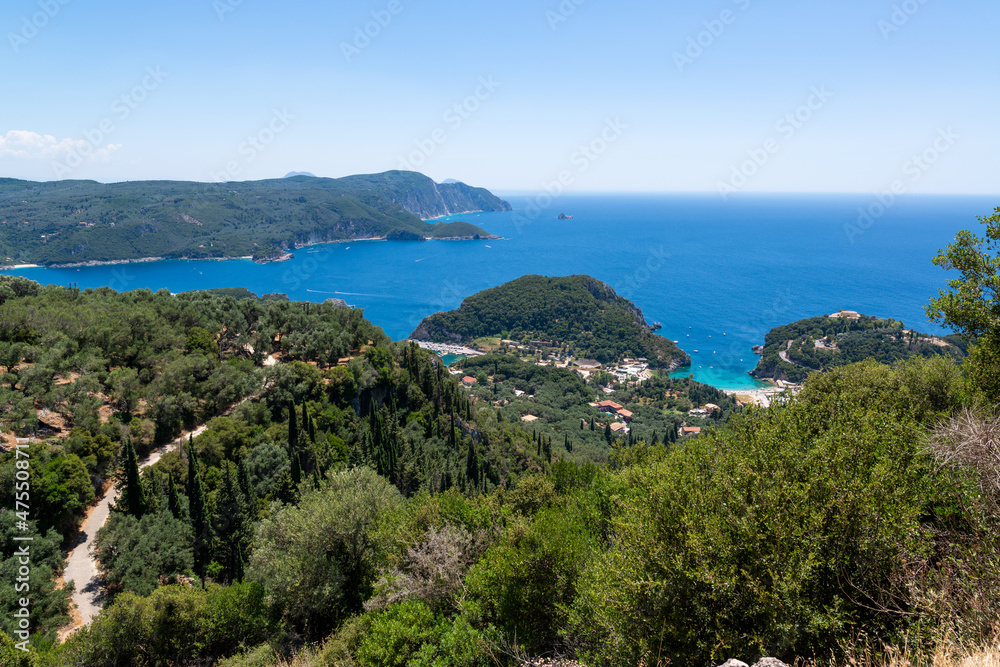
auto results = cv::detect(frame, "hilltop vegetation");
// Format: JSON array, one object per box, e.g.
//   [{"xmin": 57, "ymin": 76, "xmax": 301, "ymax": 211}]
[
  {"xmin": 3, "ymin": 208, "xmax": 1000, "ymax": 667},
  {"xmin": 0, "ymin": 171, "xmax": 506, "ymax": 266},
  {"xmin": 751, "ymin": 312, "xmax": 967, "ymax": 382},
  {"xmin": 426, "ymin": 220, "xmax": 494, "ymax": 239},
  {"xmin": 411, "ymin": 275, "xmax": 690, "ymax": 370}
]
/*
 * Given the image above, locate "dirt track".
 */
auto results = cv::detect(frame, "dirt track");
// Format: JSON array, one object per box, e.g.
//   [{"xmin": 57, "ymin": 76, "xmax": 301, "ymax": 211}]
[{"xmin": 59, "ymin": 423, "xmax": 209, "ymax": 639}]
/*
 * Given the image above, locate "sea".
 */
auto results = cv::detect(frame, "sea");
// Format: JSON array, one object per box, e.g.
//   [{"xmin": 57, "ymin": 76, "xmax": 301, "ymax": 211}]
[{"xmin": 3, "ymin": 193, "xmax": 995, "ymax": 390}]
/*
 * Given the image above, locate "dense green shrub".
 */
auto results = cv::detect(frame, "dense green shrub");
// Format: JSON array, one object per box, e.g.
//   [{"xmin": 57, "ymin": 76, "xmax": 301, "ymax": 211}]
[
  {"xmin": 93, "ymin": 508, "xmax": 194, "ymax": 597},
  {"xmin": 467, "ymin": 502, "xmax": 598, "ymax": 655},
  {"xmin": 248, "ymin": 467, "xmax": 404, "ymax": 637},
  {"xmin": 569, "ymin": 360, "xmax": 964, "ymax": 666},
  {"xmin": 61, "ymin": 582, "xmax": 275, "ymax": 667}
]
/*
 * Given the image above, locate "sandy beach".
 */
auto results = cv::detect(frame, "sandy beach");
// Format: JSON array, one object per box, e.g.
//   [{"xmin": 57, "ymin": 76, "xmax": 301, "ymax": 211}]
[
  {"xmin": 724, "ymin": 387, "xmax": 789, "ymax": 408},
  {"xmin": 410, "ymin": 340, "xmax": 483, "ymax": 357}
]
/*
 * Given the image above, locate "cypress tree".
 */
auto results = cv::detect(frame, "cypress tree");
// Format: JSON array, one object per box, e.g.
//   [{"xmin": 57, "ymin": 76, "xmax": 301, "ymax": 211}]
[
  {"xmin": 233, "ymin": 543, "xmax": 245, "ymax": 584},
  {"xmin": 122, "ymin": 437, "xmax": 146, "ymax": 518},
  {"xmin": 237, "ymin": 459, "xmax": 254, "ymax": 510},
  {"xmin": 214, "ymin": 463, "xmax": 247, "ymax": 582},
  {"xmin": 466, "ymin": 440, "xmax": 479, "ymax": 492},
  {"xmin": 288, "ymin": 400, "xmax": 298, "ymax": 452},
  {"xmin": 301, "ymin": 402, "xmax": 310, "ymax": 442},
  {"xmin": 167, "ymin": 472, "xmax": 182, "ymax": 519},
  {"xmin": 543, "ymin": 437, "xmax": 552, "ymax": 463},
  {"xmin": 188, "ymin": 442, "xmax": 209, "ymax": 579},
  {"xmin": 590, "ymin": 416, "xmax": 595, "ymax": 431},
  {"xmin": 291, "ymin": 451, "xmax": 302, "ymax": 486}
]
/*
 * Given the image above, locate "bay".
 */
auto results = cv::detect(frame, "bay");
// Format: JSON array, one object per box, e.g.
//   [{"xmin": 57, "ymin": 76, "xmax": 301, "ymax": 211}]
[{"xmin": 4, "ymin": 193, "xmax": 994, "ymax": 390}]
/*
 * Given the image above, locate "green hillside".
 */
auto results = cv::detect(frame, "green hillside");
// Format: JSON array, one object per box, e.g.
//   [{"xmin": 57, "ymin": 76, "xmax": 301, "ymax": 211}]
[
  {"xmin": 426, "ymin": 220, "xmax": 493, "ymax": 239},
  {"xmin": 751, "ymin": 312, "xmax": 968, "ymax": 382},
  {"xmin": 0, "ymin": 171, "xmax": 507, "ymax": 266},
  {"xmin": 4, "ymin": 201, "xmax": 1000, "ymax": 667},
  {"xmin": 410, "ymin": 274, "xmax": 690, "ymax": 369}
]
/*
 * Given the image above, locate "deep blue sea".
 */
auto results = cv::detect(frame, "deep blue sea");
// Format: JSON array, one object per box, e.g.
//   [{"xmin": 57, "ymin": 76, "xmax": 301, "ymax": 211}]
[{"xmin": 4, "ymin": 193, "xmax": 996, "ymax": 390}]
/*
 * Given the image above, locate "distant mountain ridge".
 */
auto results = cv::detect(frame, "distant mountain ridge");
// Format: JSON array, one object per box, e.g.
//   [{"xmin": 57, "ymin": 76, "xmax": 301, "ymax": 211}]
[
  {"xmin": 333, "ymin": 171, "xmax": 512, "ymax": 220},
  {"xmin": 411, "ymin": 274, "xmax": 691, "ymax": 370},
  {"xmin": 0, "ymin": 171, "xmax": 508, "ymax": 266}
]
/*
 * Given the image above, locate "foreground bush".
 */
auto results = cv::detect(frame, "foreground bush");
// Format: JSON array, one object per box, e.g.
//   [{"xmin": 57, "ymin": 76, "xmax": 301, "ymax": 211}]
[
  {"xmin": 59, "ymin": 582, "xmax": 276, "ymax": 667},
  {"xmin": 248, "ymin": 467, "xmax": 405, "ymax": 638},
  {"xmin": 569, "ymin": 360, "xmax": 968, "ymax": 665}
]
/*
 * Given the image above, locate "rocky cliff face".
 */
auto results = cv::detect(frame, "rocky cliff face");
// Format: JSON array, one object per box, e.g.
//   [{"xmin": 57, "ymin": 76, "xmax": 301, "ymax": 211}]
[
  {"xmin": 399, "ymin": 179, "xmax": 512, "ymax": 220},
  {"xmin": 581, "ymin": 276, "xmax": 654, "ymax": 331}
]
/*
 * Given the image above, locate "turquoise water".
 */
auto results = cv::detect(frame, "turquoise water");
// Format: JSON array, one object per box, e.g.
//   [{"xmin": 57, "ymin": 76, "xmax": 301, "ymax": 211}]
[
  {"xmin": 438, "ymin": 354, "xmax": 466, "ymax": 367},
  {"xmin": 4, "ymin": 193, "xmax": 995, "ymax": 390}
]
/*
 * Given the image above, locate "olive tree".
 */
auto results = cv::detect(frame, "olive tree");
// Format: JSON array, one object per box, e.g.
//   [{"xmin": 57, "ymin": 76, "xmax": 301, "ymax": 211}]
[
  {"xmin": 248, "ymin": 467, "xmax": 404, "ymax": 637},
  {"xmin": 927, "ymin": 207, "xmax": 1000, "ymax": 398}
]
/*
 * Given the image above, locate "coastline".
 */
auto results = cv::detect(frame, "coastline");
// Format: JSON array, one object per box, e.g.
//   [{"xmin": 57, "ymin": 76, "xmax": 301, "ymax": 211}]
[
  {"xmin": 724, "ymin": 387, "xmax": 786, "ymax": 408},
  {"xmin": 0, "ymin": 233, "xmax": 501, "ymax": 272},
  {"xmin": 428, "ymin": 235, "xmax": 502, "ymax": 241},
  {"xmin": 423, "ymin": 209, "xmax": 490, "ymax": 222},
  {"xmin": 409, "ymin": 340, "xmax": 484, "ymax": 358}
]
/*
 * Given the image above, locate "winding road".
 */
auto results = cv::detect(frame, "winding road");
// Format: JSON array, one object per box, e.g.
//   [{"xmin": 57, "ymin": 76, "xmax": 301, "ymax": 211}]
[{"xmin": 59, "ymin": 423, "xmax": 210, "ymax": 638}]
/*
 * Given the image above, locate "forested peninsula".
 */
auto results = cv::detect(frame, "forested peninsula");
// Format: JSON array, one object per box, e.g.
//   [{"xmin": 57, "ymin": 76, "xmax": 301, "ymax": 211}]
[
  {"xmin": 750, "ymin": 311, "xmax": 968, "ymax": 382},
  {"xmin": 410, "ymin": 274, "xmax": 691, "ymax": 370},
  {"xmin": 0, "ymin": 171, "xmax": 507, "ymax": 267}
]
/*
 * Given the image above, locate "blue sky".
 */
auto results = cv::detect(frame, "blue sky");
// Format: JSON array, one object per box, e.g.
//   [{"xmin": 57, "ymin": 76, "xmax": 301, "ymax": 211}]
[{"xmin": 0, "ymin": 0, "xmax": 997, "ymax": 193}]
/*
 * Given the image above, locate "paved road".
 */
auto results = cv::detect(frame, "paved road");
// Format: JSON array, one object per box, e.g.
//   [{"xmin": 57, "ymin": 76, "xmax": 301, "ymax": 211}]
[{"xmin": 60, "ymin": 423, "xmax": 209, "ymax": 636}]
